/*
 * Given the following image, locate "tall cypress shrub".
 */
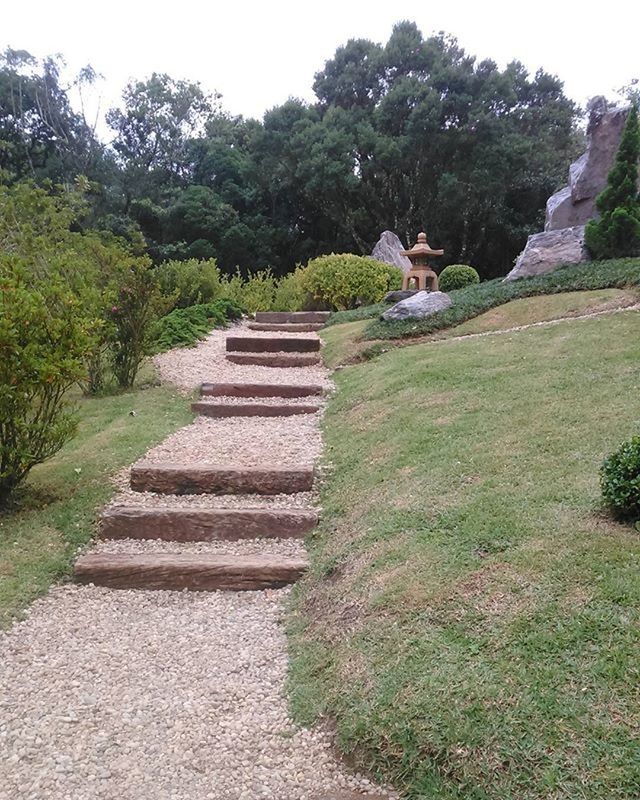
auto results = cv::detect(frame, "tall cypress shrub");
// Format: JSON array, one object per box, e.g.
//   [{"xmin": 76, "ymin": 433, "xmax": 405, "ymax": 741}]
[{"xmin": 585, "ymin": 105, "xmax": 640, "ymax": 259}]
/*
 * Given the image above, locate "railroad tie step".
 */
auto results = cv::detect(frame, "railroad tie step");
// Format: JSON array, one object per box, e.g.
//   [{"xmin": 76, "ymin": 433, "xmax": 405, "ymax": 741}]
[
  {"xmin": 201, "ymin": 382, "xmax": 324, "ymax": 398},
  {"xmin": 74, "ymin": 553, "xmax": 308, "ymax": 591},
  {"xmin": 130, "ymin": 464, "xmax": 314, "ymax": 495},
  {"xmin": 99, "ymin": 506, "xmax": 319, "ymax": 541},
  {"xmin": 247, "ymin": 322, "xmax": 324, "ymax": 332},
  {"xmin": 225, "ymin": 353, "xmax": 320, "ymax": 368},
  {"xmin": 225, "ymin": 336, "xmax": 320, "ymax": 353},
  {"xmin": 255, "ymin": 311, "xmax": 330, "ymax": 324},
  {"xmin": 191, "ymin": 401, "xmax": 320, "ymax": 418}
]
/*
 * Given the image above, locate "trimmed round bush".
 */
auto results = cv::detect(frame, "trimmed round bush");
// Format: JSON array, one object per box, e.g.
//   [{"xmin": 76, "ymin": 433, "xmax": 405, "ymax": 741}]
[
  {"xmin": 601, "ymin": 436, "xmax": 640, "ymax": 522},
  {"xmin": 439, "ymin": 264, "xmax": 480, "ymax": 292},
  {"xmin": 302, "ymin": 254, "xmax": 402, "ymax": 311}
]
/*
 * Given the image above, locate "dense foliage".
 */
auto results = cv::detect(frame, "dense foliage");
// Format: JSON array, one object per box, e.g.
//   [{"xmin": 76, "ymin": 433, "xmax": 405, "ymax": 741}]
[
  {"xmin": 601, "ymin": 435, "xmax": 640, "ymax": 522},
  {"xmin": 0, "ymin": 24, "xmax": 581, "ymax": 279},
  {"xmin": 585, "ymin": 105, "xmax": 640, "ymax": 259},
  {"xmin": 302, "ymin": 254, "xmax": 401, "ymax": 310},
  {"xmin": 438, "ymin": 264, "xmax": 480, "ymax": 292}
]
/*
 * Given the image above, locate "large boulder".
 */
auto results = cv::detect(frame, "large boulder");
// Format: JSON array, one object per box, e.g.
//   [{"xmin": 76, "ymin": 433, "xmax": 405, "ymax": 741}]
[
  {"xmin": 546, "ymin": 99, "xmax": 631, "ymax": 232},
  {"xmin": 505, "ymin": 226, "xmax": 588, "ymax": 281},
  {"xmin": 371, "ymin": 231, "xmax": 412, "ymax": 273},
  {"xmin": 381, "ymin": 290, "xmax": 452, "ymax": 321}
]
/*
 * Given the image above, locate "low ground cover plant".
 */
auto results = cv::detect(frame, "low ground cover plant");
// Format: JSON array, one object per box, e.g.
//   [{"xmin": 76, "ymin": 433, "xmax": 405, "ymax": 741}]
[
  {"xmin": 325, "ymin": 256, "xmax": 640, "ymax": 338},
  {"xmin": 153, "ymin": 299, "xmax": 244, "ymax": 351}
]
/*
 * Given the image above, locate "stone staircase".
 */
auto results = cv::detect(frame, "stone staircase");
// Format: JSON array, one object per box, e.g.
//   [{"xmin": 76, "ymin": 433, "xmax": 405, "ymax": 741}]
[{"xmin": 74, "ymin": 317, "xmax": 328, "ymax": 593}]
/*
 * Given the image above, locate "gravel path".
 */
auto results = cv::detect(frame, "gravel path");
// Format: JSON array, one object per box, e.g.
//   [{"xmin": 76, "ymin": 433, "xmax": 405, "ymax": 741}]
[
  {"xmin": 1, "ymin": 321, "xmax": 396, "ymax": 799},
  {"xmin": 154, "ymin": 324, "xmax": 330, "ymax": 392}
]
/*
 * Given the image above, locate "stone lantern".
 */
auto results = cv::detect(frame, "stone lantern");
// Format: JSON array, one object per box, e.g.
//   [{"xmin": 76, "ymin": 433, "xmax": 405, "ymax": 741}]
[{"xmin": 401, "ymin": 232, "xmax": 444, "ymax": 292}]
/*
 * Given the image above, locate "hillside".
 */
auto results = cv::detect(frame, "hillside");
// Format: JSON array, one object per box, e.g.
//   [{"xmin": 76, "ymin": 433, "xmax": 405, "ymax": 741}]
[{"xmin": 289, "ymin": 306, "xmax": 640, "ymax": 799}]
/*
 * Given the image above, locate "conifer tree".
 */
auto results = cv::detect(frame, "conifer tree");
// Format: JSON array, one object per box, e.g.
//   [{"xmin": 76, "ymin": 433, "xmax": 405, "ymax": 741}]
[{"xmin": 585, "ymin": 105, "xmax": 640, "ymax": 259}]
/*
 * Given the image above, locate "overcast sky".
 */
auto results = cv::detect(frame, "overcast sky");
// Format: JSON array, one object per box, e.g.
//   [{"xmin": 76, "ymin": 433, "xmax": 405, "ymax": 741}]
[{"xmin": 2, "ymin": 0, "xmax": 638, "ymax": 138}]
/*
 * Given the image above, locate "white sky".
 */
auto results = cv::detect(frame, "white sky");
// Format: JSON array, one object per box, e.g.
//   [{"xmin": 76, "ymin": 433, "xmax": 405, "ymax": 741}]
[{"xmin": 2, "ymin": 0, "xmax": 639, "ymax": 140}]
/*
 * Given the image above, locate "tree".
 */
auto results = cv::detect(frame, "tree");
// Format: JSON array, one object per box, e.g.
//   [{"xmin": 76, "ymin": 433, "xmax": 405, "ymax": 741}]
[{"xmin": 585, "ymin": 105, "xmax": 640, "ymax": 259}]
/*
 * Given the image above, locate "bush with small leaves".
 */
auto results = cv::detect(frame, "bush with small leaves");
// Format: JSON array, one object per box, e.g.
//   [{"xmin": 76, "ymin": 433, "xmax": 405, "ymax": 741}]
[
  {"xmin": 153, "ymin": 299, "xmax": 245, "ymax": 352},
  {"xmin": 302, "ymin": 254, "xmax": 402, "ymax": 311},
  {"xmin": 155, "ymin": 258, "xmax": 224, "ymax": 308},
  {"xmin": 439, "ymin": 264, "xmax": 481, "ymax": 292},
  {"xmin": 601, "ymin": 435, "xmax": 640, "ymax": 522}
]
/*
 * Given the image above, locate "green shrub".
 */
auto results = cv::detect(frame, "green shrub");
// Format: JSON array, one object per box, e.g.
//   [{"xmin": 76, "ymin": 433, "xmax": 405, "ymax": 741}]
[
  {"xmin": 153, "ymin": 299, "xmax": 245, "ymax": 352},
  {"xmin": 439, "ymin": 264, "xmax": 480, "ymax": 292},
  {"xmin": 273, "ymin": 266, "xmax": 308, "ymax": 311},
  {"xmin": 0, "ymin": 265, "xmax": 95, "ymax": 502},
  {"xmin": 601, "ymin": 435, "xmax": 640, "ymax": 522},
  {"xmin": 302, "ymin": 254, "xmax": 402, "ymax": 311},
  {"xmin": 155, "ymin": 258, "xmax": 223, "ymax": 308},
  {"xmin": 238, "ymin": 269, "xmax": 277, "ymax": 314}
]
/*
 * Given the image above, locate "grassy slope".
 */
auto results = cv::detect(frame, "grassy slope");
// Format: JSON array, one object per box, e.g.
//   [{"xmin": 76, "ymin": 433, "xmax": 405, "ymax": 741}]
[
  {"xmin": 0, "ymin": 381, "xmax": 193, "ymax": 628},
  {"xmin": 325, "ymin": 257, "xmax": 640, "ymax": 342},
  {"xmin": 290, "ymin": 309, "xmax": 640, "ymax": 799},
  {"xmin": 321, "ymin": 289, "xmax": 637, "ymax": 369}
]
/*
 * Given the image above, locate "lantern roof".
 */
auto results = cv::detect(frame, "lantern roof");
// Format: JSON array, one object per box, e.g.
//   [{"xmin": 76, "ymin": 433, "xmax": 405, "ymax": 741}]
[{"xmin": 401, "ymin": 232, "xmax": 444, "ymax": 260}]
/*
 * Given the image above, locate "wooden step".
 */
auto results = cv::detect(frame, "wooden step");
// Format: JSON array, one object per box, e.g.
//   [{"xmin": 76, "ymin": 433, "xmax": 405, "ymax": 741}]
[
  {"xmin": 201, "ymin": 382, "xmax": 324, "ymax": 398},
  {"xmin": 130, "ymin": 464, "xmax": 314, "ymax": 495},
  {"xmin": 225, "ymin": 353, "xmax": 320, "ymax": 367},
  {"xmin": 255, "ymin": 311, "xmax": 330, "ymax": 324},
  {"xmin": 226, "ymin": 336, "xmax": 320, "ymax": 353},
  {"xmin": 99, "ymin": 507, "xmax": 319, "ymax": 541},
  {"xmin": 191, "ymin": 401, "xmax": 320, "ymax": 417},
  {"xmin": 74, "ymin": 553, "xmax": 308, "ymax": 591},
  {"xmin": 248, "ymin": 322, "xmax": 324, "ymax": 332}
]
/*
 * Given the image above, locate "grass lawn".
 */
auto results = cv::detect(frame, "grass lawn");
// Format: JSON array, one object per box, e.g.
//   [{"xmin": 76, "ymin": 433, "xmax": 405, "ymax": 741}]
[
  {"xmin": 290, "ymin": 308, "xmax": 640, "ymax": 799},
  {"xmin": 0, "ymin": 376, "xmax": 193, "ymax": 628}
]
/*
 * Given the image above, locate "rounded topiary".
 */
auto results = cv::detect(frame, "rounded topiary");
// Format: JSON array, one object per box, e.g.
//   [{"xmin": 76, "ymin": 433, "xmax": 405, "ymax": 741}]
[
  {"xmin": 302, "ymin": 254, "xmax": 402, "ymax": 311},
  {"xmin": 439, "ymin": 264, "xmax": 480, "ymax": 292},
  {"xmin": 600, "ymin": 435, "xmax": 640, "ymax": 522}
]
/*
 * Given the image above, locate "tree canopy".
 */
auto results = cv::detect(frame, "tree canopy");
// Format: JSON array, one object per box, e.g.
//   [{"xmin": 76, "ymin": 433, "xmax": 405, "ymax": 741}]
[{"xmin": 0, "ymin": 23, "xmax": 586, "ymax": 278}]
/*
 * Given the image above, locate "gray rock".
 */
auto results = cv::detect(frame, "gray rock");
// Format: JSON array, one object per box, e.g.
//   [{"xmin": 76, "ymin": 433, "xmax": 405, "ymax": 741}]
[
  {"xmin": 371, "ymin": 230, "xmax": 412, "ymax": 273},
  {"xmin": 381, "ymin": 290, "xmax": 452, "ymax": 321},
  {"xmin": 383, "ymin": 289, "xmax": 419, "ymax": 303},
  {"xmin": 504, "ymin": 226, "xmax": 588, "ymax": 281},
  {"xmin": 546, "ymin": 101, "xmax": 631, "ymax": 231}
]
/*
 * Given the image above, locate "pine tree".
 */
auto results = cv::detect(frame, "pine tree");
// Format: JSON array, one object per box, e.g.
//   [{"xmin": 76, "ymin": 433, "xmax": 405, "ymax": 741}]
[{"xmin": 585, "ymin": 105, "xmax": 640, "ymax": 259}]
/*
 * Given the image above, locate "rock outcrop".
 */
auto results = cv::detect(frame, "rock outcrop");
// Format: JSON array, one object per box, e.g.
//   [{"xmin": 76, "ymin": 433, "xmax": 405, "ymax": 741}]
[
  {"xmin": 383, "ymin": 289, "xmax": 419, "ymax": 303},
  {"xmin": 372, "ymin": 231, "xmax": 412, "ymax": 273},
  {"xmin": 506, "ymin": 98, "xmax": 631, "ymax": 281},
  {"xmin": 505, "ymin": 226, "xmax": 588, "ymax": 281},
  {"xmin": 381, "ymin": 290, "xmax": 452, "ymax": 321}
]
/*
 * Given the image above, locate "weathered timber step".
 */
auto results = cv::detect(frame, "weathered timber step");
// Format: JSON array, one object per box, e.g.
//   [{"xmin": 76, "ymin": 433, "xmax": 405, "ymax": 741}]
[
  {"xmin": 255, "ymin": 311, "xmax": 330, "ymax": 324},
  {"xmin": 99, "ymin": 506, "xmax": 318, "ymax": 541},
  {"xmin": 225, "ymin": 353, "xmax": 320, "ymax": 368},
  {"xmin": 74, "ymin": 553, "xmax": 308, "ymax": 591},
  {"xmin": 130, "ymin": 464, "xmax": 314, "ymax": 495},
  {"xmin": 201, "ymin": 382, "xmax": 324, "ymax": 398},
  {"xmin": 247, "ymin": 322, "xmax": 324, "ymax": 332},
  {"xmin": 192, "ymin": 401, "xmax": 320, "ymax": 417},
  {"xmin": 226, "ymin": 336, "xmax": 320, "ymax": 353}
]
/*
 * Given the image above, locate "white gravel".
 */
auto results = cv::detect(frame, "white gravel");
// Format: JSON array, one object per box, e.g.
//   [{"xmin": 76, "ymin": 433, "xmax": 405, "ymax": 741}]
[
  {"xmin": 106, "ymin": 488, "xmax": 319, "ymax": 511},
  {"xmin": 154, "ymin": 324, "xmax": 330, "ymax": 392},
  {"xmin": 0, "ymin": 586, "xmax": 396, "ymax": 800},
  {"xmin": 196, "ymin": 395, "xmax": 324, "ymax": 407},
  {"xmin": 135, "ymin": 415, "xmax": 322, "ymax": 468},
  {"xmin": 88, "ymin": 537, "xmax": 307, "ymax": 558}
]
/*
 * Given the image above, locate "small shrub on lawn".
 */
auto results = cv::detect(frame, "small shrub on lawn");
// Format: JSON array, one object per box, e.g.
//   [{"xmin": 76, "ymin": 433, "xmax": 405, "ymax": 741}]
[
  {"xmin": 601, "ymin": 435, "xmax": 640, "ymax": 522},
  {"xmin": 302, "ymin": 254, "xmax": 402, "ymax": 311},
  {"xmin": 439, "ymin": 264, "xmax": 480, "ymax": 292}
]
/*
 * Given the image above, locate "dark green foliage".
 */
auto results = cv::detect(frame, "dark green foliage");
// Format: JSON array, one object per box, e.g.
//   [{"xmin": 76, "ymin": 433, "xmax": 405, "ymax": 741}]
[
  {"xmin": 601, "ymin": 436, "xmax": 640, "ymax": 521},
  {"xmin": 362, "ymin": 257, "xmax": 640, "ymax": 339},
  {"xmin": 153, "ymin": 299, "xmax": 244, "ymax": 352},
  {"xmin": 0, "ymin": 266, "xmax": 95, "ymax": 502},
  {"xmin": 585, "ymin": 106, "xmax": 640, "ymax": 259},
  {"xmin": 438, "ymin": 264, "xmax": 480, "ymax": 292}
]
